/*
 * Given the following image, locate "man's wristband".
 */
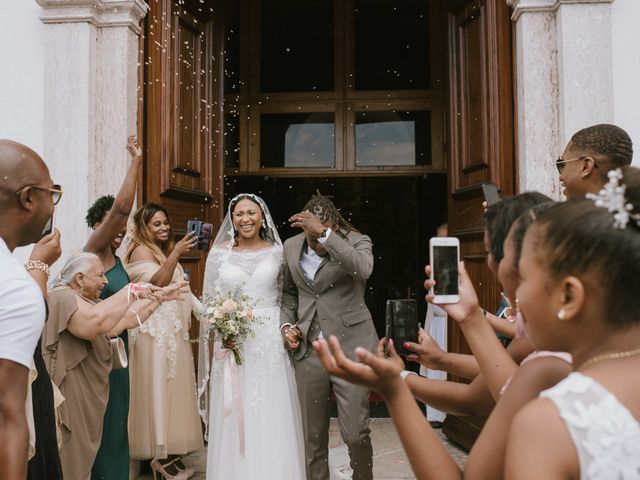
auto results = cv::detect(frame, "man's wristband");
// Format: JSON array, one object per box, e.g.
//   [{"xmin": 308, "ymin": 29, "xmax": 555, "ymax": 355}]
[{"xmin": 399, "ymin": 370, "xmax": 418, "ymax": 381}]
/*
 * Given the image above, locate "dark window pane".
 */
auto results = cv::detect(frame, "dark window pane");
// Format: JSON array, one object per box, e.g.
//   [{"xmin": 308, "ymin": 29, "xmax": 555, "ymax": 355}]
[
  {"xmin": 224, "ymin": 0, "xmax": 240, "ymax": 94},
  {"xmin": 260, "ymin": 113, "xmax": 335, "ymax": 168},
  {"xmin": 354, "ymin": 0, "xmax": 430, "ymax": 90},
  {"xmin": 355, "ymin": 111, "xmax": 431, "ymax": 166},
  {"xmin": 261, "ymin": 0, "xmax": 334, "ymax": 92},
  {"xmin": 224, "ymin": 109, "xmax": 240, "ymax": 168}
]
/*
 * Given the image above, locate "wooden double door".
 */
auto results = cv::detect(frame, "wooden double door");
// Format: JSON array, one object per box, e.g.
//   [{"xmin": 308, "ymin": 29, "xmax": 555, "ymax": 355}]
[{"xmin": 140, "ymin": 0, "xmax": 516, "ymax": 450}]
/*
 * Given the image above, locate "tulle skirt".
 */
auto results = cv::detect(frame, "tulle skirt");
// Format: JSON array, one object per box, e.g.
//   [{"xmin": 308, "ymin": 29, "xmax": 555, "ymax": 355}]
[{"xmin": 206, "ymin": 306, "xmax": 306, "ymax": 479}]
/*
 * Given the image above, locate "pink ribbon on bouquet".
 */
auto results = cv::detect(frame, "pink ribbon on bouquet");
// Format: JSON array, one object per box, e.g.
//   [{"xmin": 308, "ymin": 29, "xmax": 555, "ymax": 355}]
[{"xmin": 215, "ymin": 348, "xmax": 245, "ymax": 456}]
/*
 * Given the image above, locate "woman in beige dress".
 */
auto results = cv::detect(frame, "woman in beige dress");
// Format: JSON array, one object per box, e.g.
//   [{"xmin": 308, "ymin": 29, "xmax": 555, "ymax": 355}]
[
  {"xmin": 125, "ymin": 203, "xmax": 203, "ymax": 479},
  {"xmin": 42, "ymin": 252, "xmax": 186, "ymax": 480}
]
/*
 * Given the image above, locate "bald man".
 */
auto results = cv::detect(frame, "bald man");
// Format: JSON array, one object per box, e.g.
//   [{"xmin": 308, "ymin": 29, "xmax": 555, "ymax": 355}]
[{"xmin": 0, "ymin": 139, "xmax": 59, "ymax": 479}]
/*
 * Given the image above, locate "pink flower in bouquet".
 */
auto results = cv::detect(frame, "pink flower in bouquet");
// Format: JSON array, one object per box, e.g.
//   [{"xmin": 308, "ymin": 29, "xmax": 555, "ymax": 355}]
[
  {"xmin": 213, "ymin": 307, "xmax": 225, "ymax": 319},
  {"xmin": 222, "ymin": 299, "xmax": 238, "ymax": 313},
  {"xmin": 243, "ymin": 306, "xmax": 254, "ymax": 320}
]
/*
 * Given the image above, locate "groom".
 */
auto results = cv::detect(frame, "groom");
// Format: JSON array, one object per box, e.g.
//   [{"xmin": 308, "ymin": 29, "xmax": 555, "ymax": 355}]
[{"xmin": 280, "ymin": 194, "xmax": 378, "ymax": 480}]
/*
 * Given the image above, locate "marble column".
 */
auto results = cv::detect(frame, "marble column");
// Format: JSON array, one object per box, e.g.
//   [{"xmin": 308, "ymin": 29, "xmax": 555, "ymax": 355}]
[
  {"xmin": 509, "ymin": 0, "xmax": 561, "ymax": 197},
  {"xmin": 508, "ymin": 0, "xmax": 615, "ymax": 198},
  {"xmin": 36, "ymin": 0, "xmax": 147, "ymax": 258}
]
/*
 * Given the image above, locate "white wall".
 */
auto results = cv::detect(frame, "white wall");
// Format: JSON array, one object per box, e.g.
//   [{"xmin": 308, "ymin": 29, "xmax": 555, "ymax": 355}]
[
  {"xmin": 0, "ymin": 1, "xmax": 46, "ymax": 262},
  {"xmin": 612, "ymin": 0, "xmax": 640, "ymax": 165},
  {"xmin": 0, "ymin": 1, "xmax": 45, "ymax": 153}
]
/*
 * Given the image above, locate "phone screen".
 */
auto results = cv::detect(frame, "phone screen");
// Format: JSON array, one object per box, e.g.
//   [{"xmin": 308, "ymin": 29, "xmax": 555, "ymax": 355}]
[
  {"xmin": 385, "ymin": 299, "xmax": 418, "ymax": 356},
  {"xmin": 482, "ymin": 183, "xmax": 501, "ymax": 206},
  {"xmin": 433, "ymin": 246, "xmax": 459, "ymax": 295},
  {"xmin": 41, "ymin": 211, "xmax": 55, "ymax": 237}
]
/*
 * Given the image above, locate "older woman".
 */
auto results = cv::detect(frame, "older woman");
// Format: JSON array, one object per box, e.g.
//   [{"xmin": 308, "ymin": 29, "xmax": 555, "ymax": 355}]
[
  {"xmin": 125, "ymin": 204, "xmax": 202, "ymax": 479},
  {"xmin": 42, "ymin": 252, "xmax": 185, "ymax": 480}
]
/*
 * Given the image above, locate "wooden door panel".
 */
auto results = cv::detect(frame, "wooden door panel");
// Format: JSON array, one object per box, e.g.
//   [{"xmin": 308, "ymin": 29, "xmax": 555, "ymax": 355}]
[
  {"xmin": 165, "ymin": 7, "xmax": 214, "ymax": 198},
  {"xmin": 143, "ymin": 0, "xmax": 224, "ymax": 315},
  {"xmin": 444, "ymin": 0, "xmax": 515, "ymax": 449}
]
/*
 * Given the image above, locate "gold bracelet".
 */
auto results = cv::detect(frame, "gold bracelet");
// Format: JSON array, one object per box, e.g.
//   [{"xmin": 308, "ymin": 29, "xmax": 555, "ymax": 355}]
[{"xmin": 25, "ymin": 259, "xmax": 51, "ymax": 280}]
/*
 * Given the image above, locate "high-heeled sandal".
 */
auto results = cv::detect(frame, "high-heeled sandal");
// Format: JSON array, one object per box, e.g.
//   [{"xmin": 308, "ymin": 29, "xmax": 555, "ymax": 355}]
[{"xmin": 150, "ymin": 458, "xmax": 193, "ymax": 480}]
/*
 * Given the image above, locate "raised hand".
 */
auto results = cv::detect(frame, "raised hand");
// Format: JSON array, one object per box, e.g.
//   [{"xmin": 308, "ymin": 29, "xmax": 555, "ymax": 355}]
[
  {"xmin": 313, "ymin": 335, "xmax": 404, "ymax": 398},
  {"xmin": 404, "ymin": 328, "xmax": 445, "ymax": 369},
  {"xmin": 424, "ymin": 262, "xmax": 481, "ymax": 326},
  {"xmin": 30, "ymin": 229, "xmax": 62, "ymax": 266},
  {"xmin": 281, "ymin": 325, "xmax": 302, "ymax": 351},
  {"xmin": 288, "ymin": 210, "xmax": 326, "ymax": 239},
  {"xmin": 173, "ymin": 231, "xmax": 198, "ymax": 256},
  {"xmin": 126, "ymin": 135, "xmax": 143, "ymax": 160}
]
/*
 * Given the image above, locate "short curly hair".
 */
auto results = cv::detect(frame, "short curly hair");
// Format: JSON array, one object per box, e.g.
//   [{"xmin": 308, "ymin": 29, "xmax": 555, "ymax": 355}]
[
  {"xmin": 85, "ymin": 195, "xmax": 115, "ymax": 228},
  {"xmin": 570, "ymin": 124, "xmax": 633, "ymax": 172}
]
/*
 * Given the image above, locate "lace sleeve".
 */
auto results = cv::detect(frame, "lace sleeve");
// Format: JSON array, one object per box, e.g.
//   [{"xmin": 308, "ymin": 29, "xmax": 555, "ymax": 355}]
[{"xmin": 203, "ymin": 247, "xmax": 223, "ymax": 298}]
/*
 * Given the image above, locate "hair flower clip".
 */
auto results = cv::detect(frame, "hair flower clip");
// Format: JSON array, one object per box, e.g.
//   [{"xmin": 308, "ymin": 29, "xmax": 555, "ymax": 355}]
[{"xmin": 586, "ymin": 168, "xmax": 640, "ymax": 229}]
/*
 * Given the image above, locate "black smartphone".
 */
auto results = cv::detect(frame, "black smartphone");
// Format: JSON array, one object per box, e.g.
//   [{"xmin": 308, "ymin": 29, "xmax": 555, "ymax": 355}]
[
  {"xmin": 385, "ymin": 299, "xmax": 419, "ymax": 356},
  {"xmin": 186, "ymin": 220, "xmax": 214, "ymax": 250},
  {"xmin": 482, "ymin": 182, "xmax": 501, "ymax": 206}
]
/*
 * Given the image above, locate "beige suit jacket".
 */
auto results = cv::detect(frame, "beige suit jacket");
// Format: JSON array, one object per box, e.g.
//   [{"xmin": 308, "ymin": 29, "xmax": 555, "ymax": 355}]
[{"xmin": 280, "ymin": 230, "xmax": 379, "ymax": 360}]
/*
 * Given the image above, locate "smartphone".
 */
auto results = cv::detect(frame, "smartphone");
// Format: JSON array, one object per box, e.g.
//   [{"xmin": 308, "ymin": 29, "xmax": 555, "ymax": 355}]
[
  {"xmin": 187, "ymin": 220, "xmax": 214, "ymax": 250},
  {"xmin": 482, "ymin": 182, "xmax": 501, "ymax": 206},
  {"xmin": 41, "ymin": 210, "xmax": 56, "ymax": 237},
  {"xmin": 385, "ymin": 299, "xmax": 419, "ymax": 357},
  {"xmin": 429, "ymin": 237, "xmax": 460, "ymax": 304}
]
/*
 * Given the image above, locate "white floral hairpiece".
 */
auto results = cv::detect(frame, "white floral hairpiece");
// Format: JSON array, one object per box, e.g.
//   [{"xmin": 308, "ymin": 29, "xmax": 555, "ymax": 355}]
[{"xmin": 586, "ymin": 168, "xmax": 640, "ymax": 229}]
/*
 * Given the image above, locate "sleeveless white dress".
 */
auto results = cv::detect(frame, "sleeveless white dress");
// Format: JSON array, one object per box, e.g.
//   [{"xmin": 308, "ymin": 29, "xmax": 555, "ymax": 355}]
[
  {"xmin": 203, "ymin": 245, "xmax": 306, "ymax": 479},
  {"xmin": 540, "ymin": 372, "xmax": 640, "ymax": 479}
]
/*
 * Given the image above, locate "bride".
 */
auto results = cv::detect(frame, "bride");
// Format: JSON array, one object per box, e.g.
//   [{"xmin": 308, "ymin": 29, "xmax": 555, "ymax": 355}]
[{"xmin": 199, "ymin": 193, "xmax": 306, "ymax": 479}]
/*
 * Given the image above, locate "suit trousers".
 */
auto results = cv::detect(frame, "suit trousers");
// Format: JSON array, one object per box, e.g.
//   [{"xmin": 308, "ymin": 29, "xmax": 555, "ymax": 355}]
[{"xmin": 294, "ymin": 349, "xmax": 373, "ymax": 480}]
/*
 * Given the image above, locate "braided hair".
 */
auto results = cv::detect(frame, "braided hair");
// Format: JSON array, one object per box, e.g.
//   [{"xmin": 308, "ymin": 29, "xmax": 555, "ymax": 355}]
[
  {"xmin": 303, "ymin": 193, "xmax": 358, "ymax": 238},
  {"xmin": 570, "ymin": 124, "xmax": 633, "ymax": 182}
]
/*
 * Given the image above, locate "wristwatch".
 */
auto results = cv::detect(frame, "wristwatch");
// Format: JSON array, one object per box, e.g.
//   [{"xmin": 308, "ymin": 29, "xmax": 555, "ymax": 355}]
[{"xmin": 318, "ymin": 228, "xmax": 328, "ymax": 238}]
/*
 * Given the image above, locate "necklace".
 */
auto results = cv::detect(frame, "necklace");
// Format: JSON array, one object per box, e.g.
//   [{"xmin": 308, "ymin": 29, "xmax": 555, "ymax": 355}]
[{"xmin": 579, "ymin": 347, "xmax": 640, "ymax": 370}]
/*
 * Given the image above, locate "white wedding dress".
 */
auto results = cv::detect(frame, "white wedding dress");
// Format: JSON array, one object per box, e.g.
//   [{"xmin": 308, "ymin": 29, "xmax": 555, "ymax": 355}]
[{"xmin": 201, "ymin": 243, "xmax": 306, "ymax": 479}]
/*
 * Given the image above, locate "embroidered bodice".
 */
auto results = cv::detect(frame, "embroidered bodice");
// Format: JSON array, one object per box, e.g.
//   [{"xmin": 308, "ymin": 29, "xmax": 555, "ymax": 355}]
[
  {"xmin": 203, "ymin": 245, "xmax": 283, "ymax": 309},
  {"xmin": 540, "ymin": 372, "xmax": 640, "ymax": 479}
]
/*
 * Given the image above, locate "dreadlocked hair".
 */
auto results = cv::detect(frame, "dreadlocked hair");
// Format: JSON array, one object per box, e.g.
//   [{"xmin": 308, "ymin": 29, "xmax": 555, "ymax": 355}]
[{"xmin": 303, "ymin": 193, "xmax": 358, "ymax": 238}]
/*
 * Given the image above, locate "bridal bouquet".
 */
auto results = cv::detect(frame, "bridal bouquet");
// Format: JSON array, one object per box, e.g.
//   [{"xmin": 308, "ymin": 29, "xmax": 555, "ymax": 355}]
[{"xmin": 200, "ymin": 286, "xmax": 255, "ymax": 366}]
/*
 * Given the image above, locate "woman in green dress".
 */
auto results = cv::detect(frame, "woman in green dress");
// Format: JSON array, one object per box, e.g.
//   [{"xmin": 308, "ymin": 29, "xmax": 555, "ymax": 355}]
[{"xmin": 84, "ymin": 136, "xmax": 142, "ymax": 479}]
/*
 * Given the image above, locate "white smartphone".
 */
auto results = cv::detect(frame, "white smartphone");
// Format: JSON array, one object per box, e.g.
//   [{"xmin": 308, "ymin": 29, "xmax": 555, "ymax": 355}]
[{"xmin": 429, "ymin": 237, "xmax": 460, "ymax": 304}]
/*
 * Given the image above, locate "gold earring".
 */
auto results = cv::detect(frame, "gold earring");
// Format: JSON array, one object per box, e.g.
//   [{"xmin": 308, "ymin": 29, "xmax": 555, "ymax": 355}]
[{"xmin": 557, "ymin": 308, "xmax": 567, "ymax": 320}]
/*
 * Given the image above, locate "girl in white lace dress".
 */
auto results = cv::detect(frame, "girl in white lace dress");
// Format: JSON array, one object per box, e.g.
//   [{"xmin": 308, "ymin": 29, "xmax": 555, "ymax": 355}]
[
  {"xmin": 505, "ymin": 166, "xmax": 640, "ymax": 479},
  {"xmin": 199, "ymin": 194, "xmax": 305, "ymax": 479}
]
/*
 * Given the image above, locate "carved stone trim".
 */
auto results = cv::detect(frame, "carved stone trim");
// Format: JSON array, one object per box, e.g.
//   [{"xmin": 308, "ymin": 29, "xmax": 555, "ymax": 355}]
[
  {"xmin": 36, "ymin": 0, "xmax": 148, "ymax": 34},
  {"xmin": 509, "ymin": 0, "xmax": 613, "ymax": 22}
]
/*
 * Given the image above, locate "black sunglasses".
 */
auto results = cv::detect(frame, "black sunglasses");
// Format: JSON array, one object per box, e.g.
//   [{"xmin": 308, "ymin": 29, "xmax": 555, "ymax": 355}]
[{"xmin": 555, "ymin": 155, "xmax": 593, "ymax": 174}]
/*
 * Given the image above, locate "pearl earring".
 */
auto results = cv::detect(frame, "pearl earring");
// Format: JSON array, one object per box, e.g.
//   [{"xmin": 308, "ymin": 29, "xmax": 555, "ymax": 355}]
[{"xmin": 557, "ymin": 308, "xmax": 567, "ymax": 320}]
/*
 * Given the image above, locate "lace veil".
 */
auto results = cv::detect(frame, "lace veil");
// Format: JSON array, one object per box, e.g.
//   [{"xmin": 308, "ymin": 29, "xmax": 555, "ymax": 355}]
[{"xmin": 197, "ymin": 193, "xmax": 282, "ymax": 434}]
